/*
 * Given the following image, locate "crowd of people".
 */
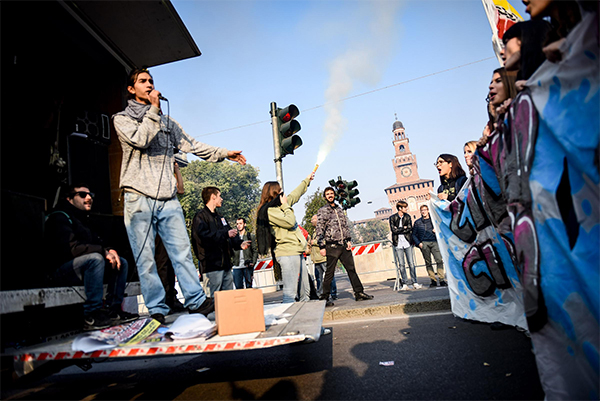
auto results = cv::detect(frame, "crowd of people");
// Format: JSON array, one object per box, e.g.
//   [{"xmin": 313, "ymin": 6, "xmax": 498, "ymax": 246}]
[
  {"xmin": 44, "ymin": 65, "xmax": 376, "ymax": 331},
  {"xmin": 43, "ymin": 2, "xmax": 597, "ymax": 396},
  {"xmin": 427, "ymin": 1, "xmax": 598, "ymax": 398}
]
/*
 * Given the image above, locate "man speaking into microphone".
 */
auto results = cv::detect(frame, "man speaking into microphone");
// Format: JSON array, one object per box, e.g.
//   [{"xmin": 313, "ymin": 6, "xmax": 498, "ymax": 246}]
[{"xmin": 112, "ymin": 68, "xmax": 246, "ymax": 323}]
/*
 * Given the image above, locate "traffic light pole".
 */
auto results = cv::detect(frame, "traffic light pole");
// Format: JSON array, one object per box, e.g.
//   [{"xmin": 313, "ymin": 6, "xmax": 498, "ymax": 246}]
[{"xmin": 270, "ymin": 102, "xmax": 284, "ymax": 191}]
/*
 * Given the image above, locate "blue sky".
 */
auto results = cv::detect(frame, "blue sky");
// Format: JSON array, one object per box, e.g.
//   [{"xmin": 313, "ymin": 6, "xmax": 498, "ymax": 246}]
[{"xmin": 151, "ymin": 0, "xmax": 528, "ymax": 222}]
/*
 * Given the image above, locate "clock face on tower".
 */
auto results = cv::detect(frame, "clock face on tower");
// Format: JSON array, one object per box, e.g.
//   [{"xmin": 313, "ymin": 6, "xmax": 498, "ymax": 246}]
[{"xmin": 401, "ymin": 166, "xmax": 412, "ymax": 177}]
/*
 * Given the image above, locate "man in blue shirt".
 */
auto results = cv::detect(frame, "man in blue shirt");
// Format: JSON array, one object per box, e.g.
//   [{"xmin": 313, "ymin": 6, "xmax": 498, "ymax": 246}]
[{"xmin": 412, "ymin": 205, "xmax": 446, "ymax": 288}]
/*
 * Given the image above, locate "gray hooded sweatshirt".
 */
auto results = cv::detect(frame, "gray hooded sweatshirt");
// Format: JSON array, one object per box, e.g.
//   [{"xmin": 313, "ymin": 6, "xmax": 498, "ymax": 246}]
[{"xmin": 113, "ymin": 100, "xmax": 229, "ymax": 200}]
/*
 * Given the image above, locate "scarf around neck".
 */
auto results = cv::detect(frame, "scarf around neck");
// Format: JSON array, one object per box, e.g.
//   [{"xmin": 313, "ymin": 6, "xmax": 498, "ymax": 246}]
[{"xmin": 115, "ymin": 99, "xmax": 152, "ymax": 122}]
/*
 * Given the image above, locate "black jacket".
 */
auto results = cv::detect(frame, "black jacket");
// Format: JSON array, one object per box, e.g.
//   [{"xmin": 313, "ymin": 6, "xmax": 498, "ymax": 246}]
[
  {"xmin": 44, "ymin": 199, "xmax": 108, "ymax": 272},
  {"xmin": 389, "ymin": 212, "xmax": 413, "ymax": 247},
  {"xmin": 231, "ymin": 231, "xmax": 258, "ymax": 267},
  {"xmin": 437, "ymin": 175, "xmax": 467, "ymax": 202},
  {"xmin": 412, "ymin": 217, "xmax": 437, "ymax": 246},
  {"xmin": 192, "ymin": 207, "xmax": 243, "ymax": 274}
]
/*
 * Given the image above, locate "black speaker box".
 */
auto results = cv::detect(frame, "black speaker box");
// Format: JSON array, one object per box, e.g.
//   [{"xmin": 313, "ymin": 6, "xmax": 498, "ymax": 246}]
[{"xmin": 66, "ymin": 135, "xmax": 112, "ymax": 214}]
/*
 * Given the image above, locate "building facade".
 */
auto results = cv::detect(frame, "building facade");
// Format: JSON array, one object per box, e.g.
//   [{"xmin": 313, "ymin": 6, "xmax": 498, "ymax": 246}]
[{"xmin": 380, "ymin": 118, "xmax": 435, "ymax": 221}]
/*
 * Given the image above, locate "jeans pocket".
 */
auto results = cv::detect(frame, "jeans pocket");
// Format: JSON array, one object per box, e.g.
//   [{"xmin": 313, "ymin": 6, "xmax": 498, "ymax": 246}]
[{"xmin": 125, "ymin": 192, "xmax": 143, "ymax": 214}]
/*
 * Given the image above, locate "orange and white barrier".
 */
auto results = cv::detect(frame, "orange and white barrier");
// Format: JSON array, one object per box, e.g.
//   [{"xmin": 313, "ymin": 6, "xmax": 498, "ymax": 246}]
[
  {"xmin": 253, "ymin": 259, "xmax": 273, "ymax": 271},
  {"xmin": 352, "ymin": 242, "xmax": 382, "ymax": 256},
  {"xmin": 13, "ymin": 335, "xmax": 306, "ymax": 363},
  {"xmin": 252, "ymin": 258, "xmax": 277, "ymax": 293}
]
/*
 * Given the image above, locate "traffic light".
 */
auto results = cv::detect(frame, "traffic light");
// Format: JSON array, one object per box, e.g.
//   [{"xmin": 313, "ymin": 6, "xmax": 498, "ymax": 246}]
[
  {"xmin": 335, "ymin": 177, "xmax": 348, "ymax": 199},
  {"xmin": 276, "ymin": 104, "xmax": 302, "ymax": 158},
  {"xmin": 328, "ymin": 177, "xmax": 360, "ymax": 209},
  {"xmin": 345, "ymin": 180, "xmax": 361, "ymax": 209}
]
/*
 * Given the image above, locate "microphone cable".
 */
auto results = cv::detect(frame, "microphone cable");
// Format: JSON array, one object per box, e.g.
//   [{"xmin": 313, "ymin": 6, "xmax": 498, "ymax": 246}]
[{"xmin": 126, "ymin": 98, "xmax": 172, "ymax": 290}]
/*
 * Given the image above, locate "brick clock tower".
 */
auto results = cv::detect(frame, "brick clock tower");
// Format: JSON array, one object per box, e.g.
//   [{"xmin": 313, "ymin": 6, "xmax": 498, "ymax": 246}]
[{"xmin": 382, "ymin": 117, "xmax": 435, "ymax": 220}]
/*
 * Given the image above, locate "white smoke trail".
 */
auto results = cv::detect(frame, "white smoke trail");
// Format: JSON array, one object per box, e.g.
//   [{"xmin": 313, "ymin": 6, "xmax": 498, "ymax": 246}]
[{"xmin": 316, "ymin": 1, "xmax": 403, "ymax": 165}]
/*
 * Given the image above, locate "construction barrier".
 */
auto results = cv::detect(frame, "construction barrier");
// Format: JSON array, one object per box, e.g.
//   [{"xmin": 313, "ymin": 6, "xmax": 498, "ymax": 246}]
[
  {"xmin": 352, "ymin": 240, "xmax": 433, "ymax": 284},
  {"xmin": 252, "ymin": 258, "xmax": 279, "ymax": 294}
]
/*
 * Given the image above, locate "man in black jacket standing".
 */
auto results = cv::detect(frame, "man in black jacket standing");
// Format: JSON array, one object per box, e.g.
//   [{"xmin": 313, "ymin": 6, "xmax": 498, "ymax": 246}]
[
  {"xmin": 45, "ymin": 184, "xmax": 138, "ymax": 330},
  {"xmin": 412, "ymin": 205, "xmax": 446, "ymax": 288},
  {"xmin": 231, "ymin": 218, "xmax": 258, "ymax": 289},
  {"xmin": 389, "ymin": 200, "xmax": 422, "ymax": 291},
  {"xmin": 315, "ymin": 187, "xmax": 373, "ymax": 306},
  {"xmin": 192, "ymin": 187, "xmax": 249, "ymax": 298}
]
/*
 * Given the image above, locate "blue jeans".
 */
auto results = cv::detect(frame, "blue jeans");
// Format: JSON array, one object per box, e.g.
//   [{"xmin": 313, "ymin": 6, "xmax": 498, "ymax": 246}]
[
  {"xmin": 395, "ymin": 246, "xmax": 417, "ymax": 285},
  {"xmin": 278, "ymin": 255, "xmax": 310, "ymax": 303},
  {"xmin": 52, "ymin": 253, "xmax": 128, "ymax": 315},
  {"xmin": 232, "ymin": 267, "xmax": 253, "ymax": 289},
  {"xmin": 124, "ymin": 192, "xmax": 207, "ymax": 316},
  {"xmin": 203, "ymin": 270, "xmax": 234, "ymax": 298},
  {"xmin": 314, "ymin": 262, "xmax": 337, "ymax": 297}
]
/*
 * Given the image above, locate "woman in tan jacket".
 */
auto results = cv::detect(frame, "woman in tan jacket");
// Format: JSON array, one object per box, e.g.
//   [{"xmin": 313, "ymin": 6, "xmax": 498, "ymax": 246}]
[{"xmin": 256, "ymin": 171, "xmax": 314, "ymax": 303}]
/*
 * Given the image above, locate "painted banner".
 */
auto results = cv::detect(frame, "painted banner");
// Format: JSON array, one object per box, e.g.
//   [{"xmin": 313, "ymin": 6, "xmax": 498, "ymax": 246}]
[
  {"xmin": 429, "ymin": 182, "xmax": 527, "ymax": 329},
  {"xmin": 481, "ymin": 0, "xmax": 523, "ymax": 64},
  {"xmin": 519, "ymin": 11, "xmax": 599, "ymax": 400}
]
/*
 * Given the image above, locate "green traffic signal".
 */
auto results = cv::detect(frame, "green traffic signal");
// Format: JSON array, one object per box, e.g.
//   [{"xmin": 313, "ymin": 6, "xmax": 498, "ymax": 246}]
[
  {"xmin": 347, "ymin": 180, "xmax": 359, "ymax": 198},
  {"xmin": 346, "ymin": 197, "xmax": 361, "ymax": 209},
  {"xmin": 329, "ymin": 176, "xmax": 360, "ymax": 210},
  {"xmin": 343, "ymin": 179, "xmax": 361, "ymax": 210},
  {"xmin": 277, "ymin": 105, "xmax": 302, "ymax": 157}
]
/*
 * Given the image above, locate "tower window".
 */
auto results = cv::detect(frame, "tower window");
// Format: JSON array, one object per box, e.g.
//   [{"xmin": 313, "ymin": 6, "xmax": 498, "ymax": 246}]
[{"xmin": 399, "ymin": 145, "xmax": 405, "ymax": 152}]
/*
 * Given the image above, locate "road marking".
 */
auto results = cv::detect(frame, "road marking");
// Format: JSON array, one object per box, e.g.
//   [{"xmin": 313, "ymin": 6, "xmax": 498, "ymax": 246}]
[{"xmin": 325, "ymin": 310, "xmax": 453, "ymax": 326}]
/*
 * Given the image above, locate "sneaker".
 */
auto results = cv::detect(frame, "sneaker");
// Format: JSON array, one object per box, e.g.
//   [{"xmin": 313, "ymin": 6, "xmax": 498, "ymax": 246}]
[
  {"xmin": 400, "ymin": 284, "xmax": 410, "ymax": 291},
  {"xmin": 325, "ymin": 300, "xmax": 335, "ymax": 307},
  {"xmin": 413, "ymin": 283, "xmax": 423, "ymax": 289},
  {"xmin": 109, "ymin": 309, "xmax": 140, "ymax": 324},
  {"xmin": 189, "ymin": 297, "xmax": 215, "ymax": 317},
  {"xmin": 439, "ymin": 280, "xmax": 448, "ymax": 287},
  {"xmin": 83, "ymin": 309, "xmax": 113, "ymax": 331},
  {"xmin": 331, "ymin": 295, "xmax": 338, "ymax": 300},
  {"xmin": 151, "ymin": 313, "xmax": 166, "ymax": 325},
  {"xmin": 166, "ymin": 298, "xmax": 187, "ymax": 314},
  {"xmin": 429, "ymin": 280, "xmax": 438, "ymax": 288},
  {"xmin": 355, "ymin": 292, "xmax": 374, "ymax": 301}
]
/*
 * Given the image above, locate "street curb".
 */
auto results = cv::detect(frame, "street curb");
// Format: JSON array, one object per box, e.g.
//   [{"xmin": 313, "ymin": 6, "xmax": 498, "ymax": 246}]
[{"xmin": 322, "ymin": 299, "xmax": 451, "ymax": 322}]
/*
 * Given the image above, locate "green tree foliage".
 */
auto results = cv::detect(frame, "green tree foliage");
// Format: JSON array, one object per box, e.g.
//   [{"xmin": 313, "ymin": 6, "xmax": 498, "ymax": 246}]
[
  {"xmin": 301, "ymin": 187, "xmax": 327, "ymax": 236},
  {"xmin": 178, "ymin": 160, "xmax": 261, "ymax": 229},
  {"xmin": 353, "ymin": 219, "xmax": 390, "ymax": 243}
]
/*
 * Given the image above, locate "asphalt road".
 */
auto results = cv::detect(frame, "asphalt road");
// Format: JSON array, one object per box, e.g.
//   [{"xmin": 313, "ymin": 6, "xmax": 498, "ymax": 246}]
[{"xmin": 1, "ymin": 312, "xmax": 544, "ymax": 400}]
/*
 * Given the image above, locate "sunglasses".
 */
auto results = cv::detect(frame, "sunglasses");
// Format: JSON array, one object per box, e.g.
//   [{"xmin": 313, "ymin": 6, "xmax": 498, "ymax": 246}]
[{"xmin": 72, "ymin": 191, "xmax": 95, "ymax": 199}]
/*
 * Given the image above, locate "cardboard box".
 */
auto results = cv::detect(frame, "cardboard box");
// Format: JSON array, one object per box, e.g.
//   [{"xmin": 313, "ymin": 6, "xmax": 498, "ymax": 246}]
[{"xmin": 214, "ymin": 289, "xmax": 266, "ymax": 336}]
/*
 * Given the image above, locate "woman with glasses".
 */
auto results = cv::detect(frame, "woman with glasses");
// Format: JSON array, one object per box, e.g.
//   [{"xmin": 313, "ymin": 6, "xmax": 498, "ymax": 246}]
[{"xmin": 435, "ymin": 154, "xmax": 467, "ymax": 202}]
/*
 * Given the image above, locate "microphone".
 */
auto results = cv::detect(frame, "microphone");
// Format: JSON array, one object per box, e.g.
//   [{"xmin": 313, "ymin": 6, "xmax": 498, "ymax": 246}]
[{"xmin": 158, "ymin": 94, "xmax": 168, "ymax": 101}]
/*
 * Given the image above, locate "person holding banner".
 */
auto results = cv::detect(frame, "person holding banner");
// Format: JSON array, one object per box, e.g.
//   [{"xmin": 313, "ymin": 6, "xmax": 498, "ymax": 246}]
[
  {"xmin": 463, "ymin": 141, "xmax": 478, "ymax": 176},
  {"xmin": 476, "ymin": 3, "xmax": 599, "ymax": 397},
  {"xmin": 435, "ymin": 154, "xmax": 467, "ymax": 202}
]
